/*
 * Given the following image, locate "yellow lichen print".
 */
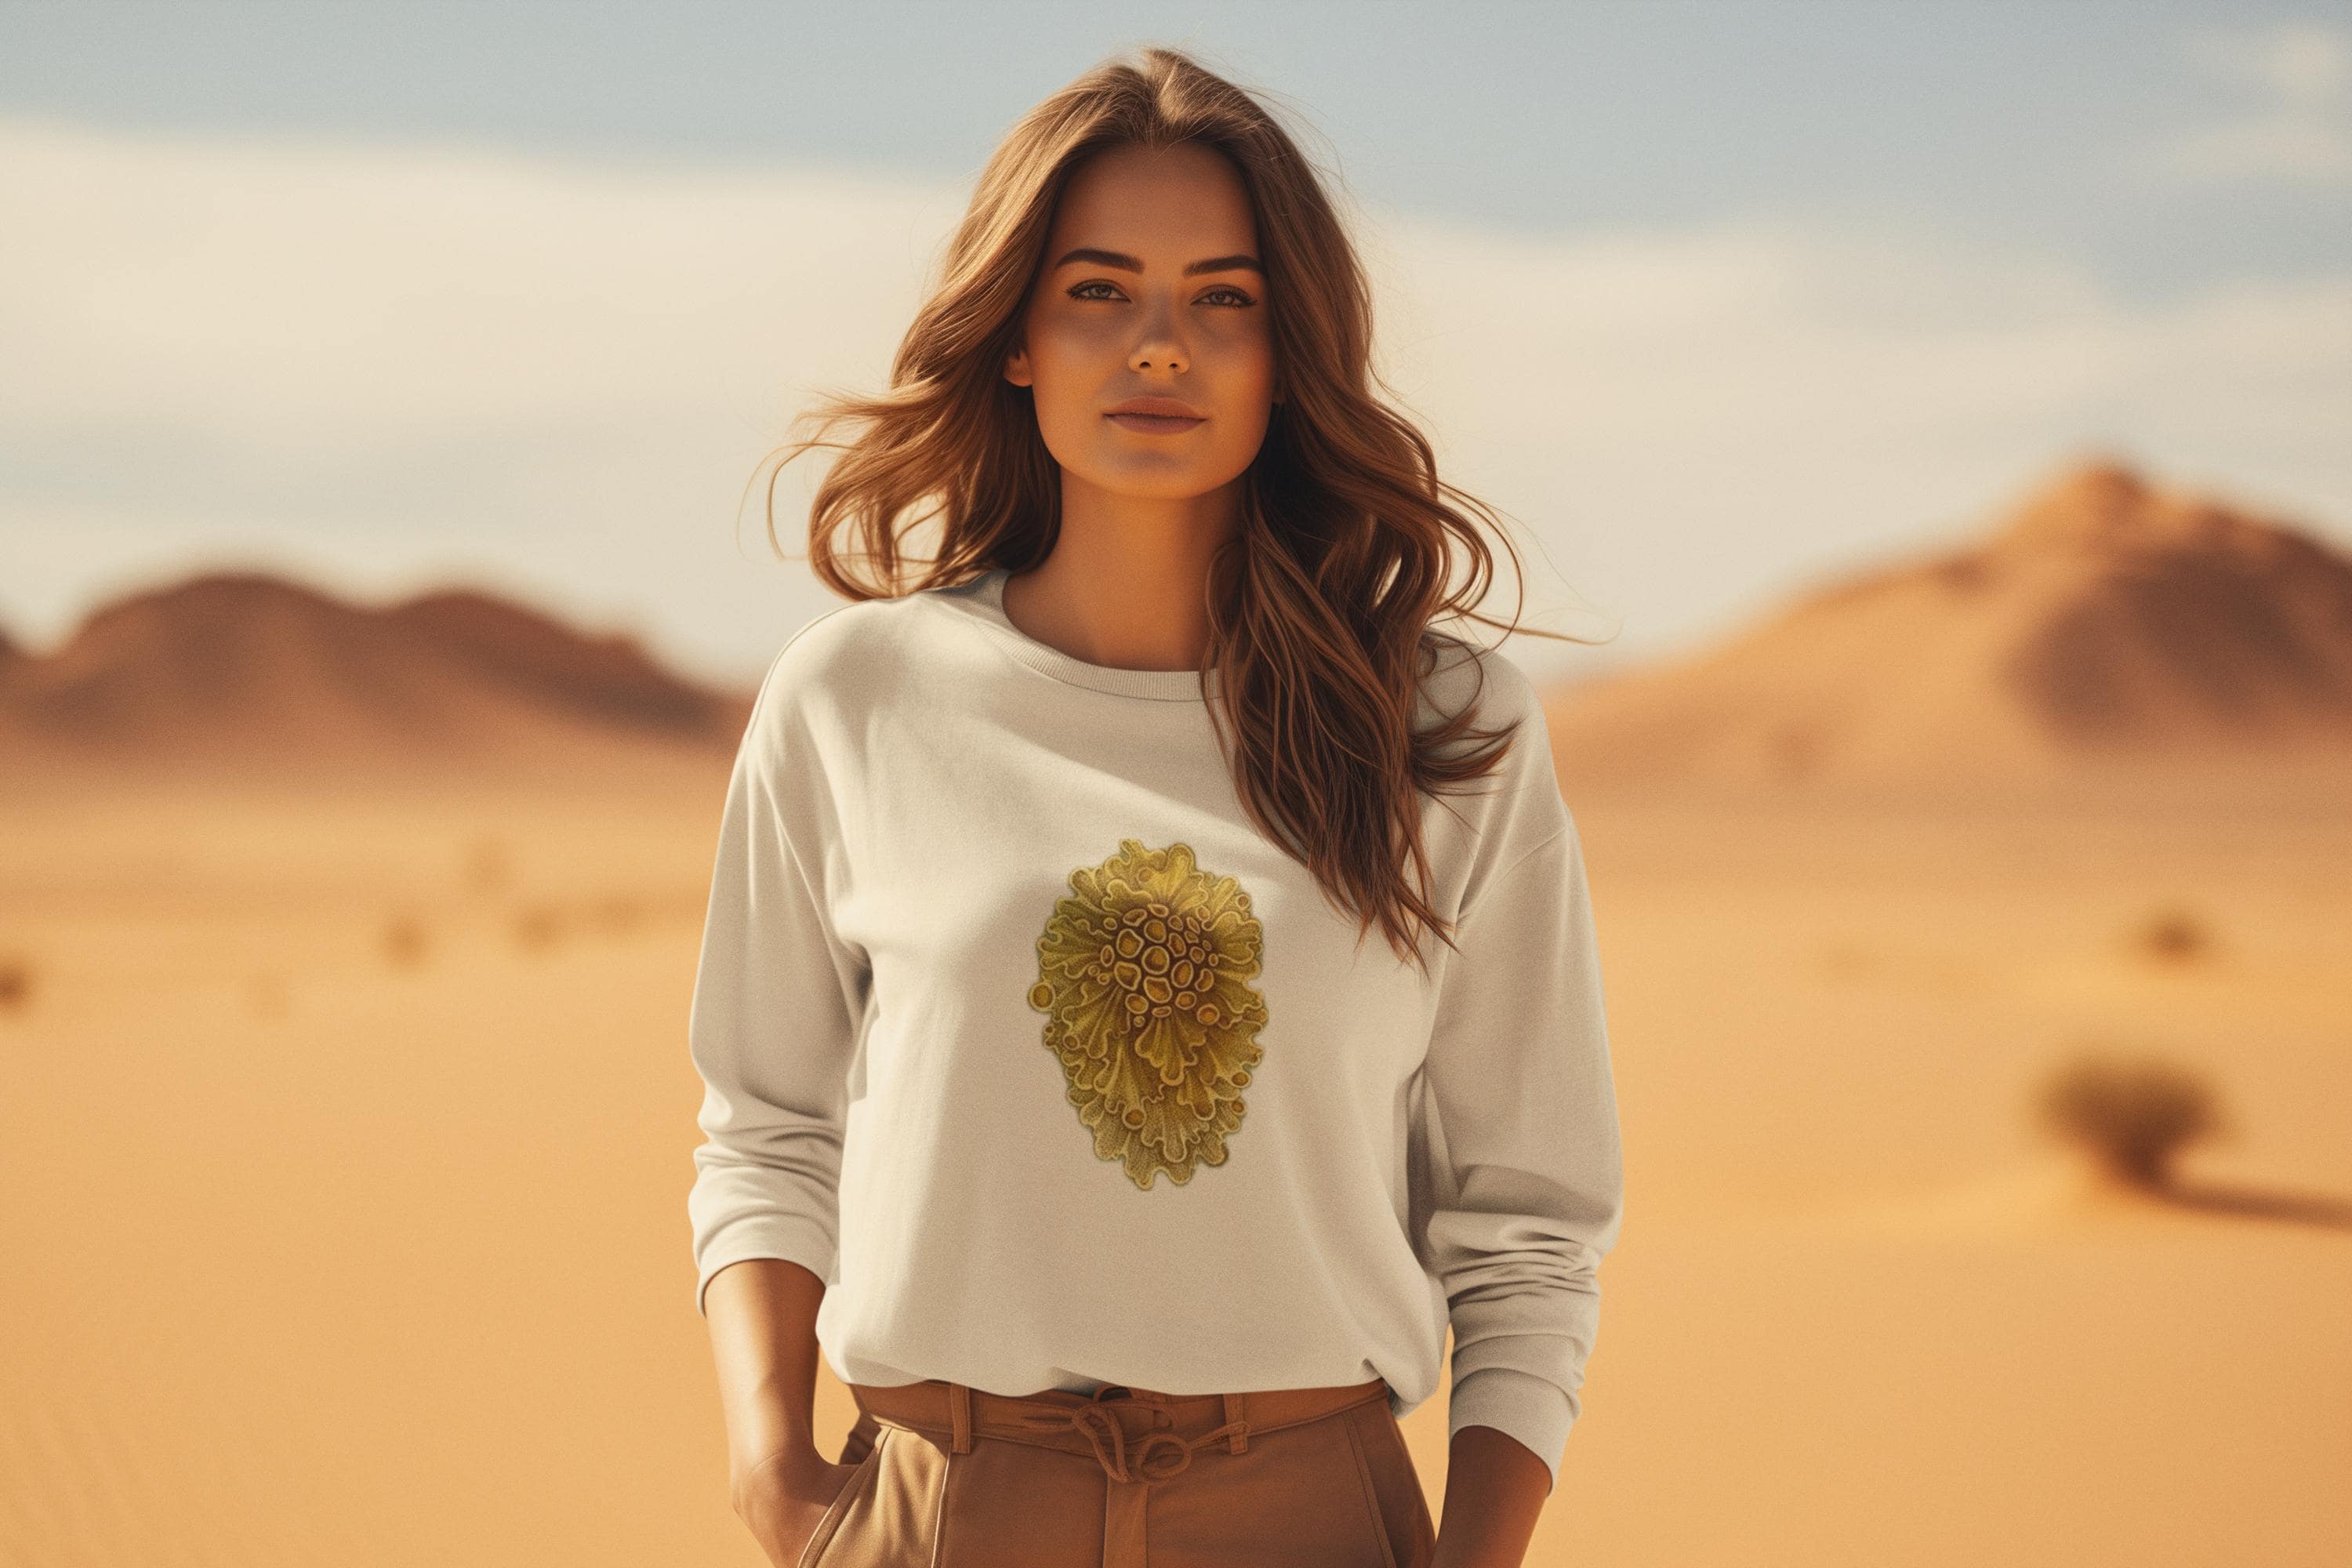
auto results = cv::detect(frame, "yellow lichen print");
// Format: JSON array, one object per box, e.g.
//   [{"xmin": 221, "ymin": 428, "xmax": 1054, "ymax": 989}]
[{"xmin": 1027, "ymin": 838, "xmax": 1269, "ymax": 1190}]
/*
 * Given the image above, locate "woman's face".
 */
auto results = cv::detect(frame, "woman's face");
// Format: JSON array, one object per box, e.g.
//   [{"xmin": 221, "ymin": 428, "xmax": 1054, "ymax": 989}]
[{"xmin": 1005, "ymin": 142, "xmax": 1278, "ymax": 504}]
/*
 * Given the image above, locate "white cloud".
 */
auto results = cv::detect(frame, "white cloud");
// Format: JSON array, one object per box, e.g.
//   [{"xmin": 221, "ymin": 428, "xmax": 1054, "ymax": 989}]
[
  {"xmin": 2146, "ymin": 21, "xmax": 2352, "ymax": 188},
  {"xmin": 2, "ymin": 114, "xmax": 2346, "ymax": 689}
]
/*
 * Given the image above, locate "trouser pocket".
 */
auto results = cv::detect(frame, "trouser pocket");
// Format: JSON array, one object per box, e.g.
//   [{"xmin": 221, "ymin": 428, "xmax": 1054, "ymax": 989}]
[
  {"xmin": 1349, "ymin": 1404, "xmax": 1437, "ymax": 1568},
  {"xmin": 1341, "ymin": 1409, "xmax": 1403, "ymax": 1568},
  {"xmin": 793, "ymin": 1427, "xmax": 890, "ymax": 1568}
]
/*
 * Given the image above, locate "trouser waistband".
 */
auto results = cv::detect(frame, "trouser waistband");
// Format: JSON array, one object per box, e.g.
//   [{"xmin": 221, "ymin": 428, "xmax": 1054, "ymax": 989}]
[{"xmin": 846, "ymin": 1375, "xmax": 1394, "ymax": 1567}]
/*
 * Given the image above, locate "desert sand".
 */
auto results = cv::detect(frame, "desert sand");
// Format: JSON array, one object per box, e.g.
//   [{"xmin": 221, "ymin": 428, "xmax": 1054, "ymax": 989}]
[{"xmin": 2, "ymin": 460, "xmax": 2347, "ymax": 1564}]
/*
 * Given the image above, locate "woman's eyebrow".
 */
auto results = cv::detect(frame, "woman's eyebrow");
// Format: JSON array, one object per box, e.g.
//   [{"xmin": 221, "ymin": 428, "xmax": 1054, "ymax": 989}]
[{"xmin": 1052, "ymin": 247, "xmax": 1264, "ymax": 277}]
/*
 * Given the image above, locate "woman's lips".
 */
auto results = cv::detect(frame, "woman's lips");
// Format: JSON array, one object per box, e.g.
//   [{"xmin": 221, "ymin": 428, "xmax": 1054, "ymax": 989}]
[{"xmin": 1106, "ymin": 412, "xmax": 1206, "ymax": 434}]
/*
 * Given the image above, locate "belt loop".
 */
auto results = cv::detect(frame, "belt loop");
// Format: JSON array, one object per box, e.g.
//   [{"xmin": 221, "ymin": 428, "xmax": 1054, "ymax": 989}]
[
  {"xmin": 949, "ymin": 1381, "xmax": 974, "ymax": 1454},
  {"xmin": 1223, "ymin": 1392, "xmax": 1247, "ymax": 1454}
]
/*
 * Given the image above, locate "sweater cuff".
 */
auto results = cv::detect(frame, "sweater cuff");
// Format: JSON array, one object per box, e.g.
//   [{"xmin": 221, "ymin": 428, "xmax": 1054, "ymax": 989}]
[
  {"xmin": 694, "ymin": 1215, "xmax": 837, "ymax": 1317},
  {"xmin": 1448, "ymin": 1367, "xmax": 1574, "ymax": 1495}
]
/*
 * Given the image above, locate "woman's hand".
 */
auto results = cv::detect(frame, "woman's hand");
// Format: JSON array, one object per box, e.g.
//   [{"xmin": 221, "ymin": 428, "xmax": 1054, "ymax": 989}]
[
  {"xmin": 731, "ymin": 1441, "xmax": 866, "ymax": 1567},
  {"xmin": 705, "ymin": 1262, "xmax": 853, "ymax": 1565},
  {"xmin": 1429, "ymin": 1425, "xmax": 1550, "ymax": 1568}
]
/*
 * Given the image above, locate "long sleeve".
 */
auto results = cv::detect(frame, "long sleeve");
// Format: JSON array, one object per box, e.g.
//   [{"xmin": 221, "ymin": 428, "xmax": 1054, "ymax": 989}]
[
  {"xmin": 1412, "ymin": 810, "xmax": 1624, "ymax": 1494},
  {"xmin": 684, "ymin": 673, "xmax": 869, "ymax": 1317}
]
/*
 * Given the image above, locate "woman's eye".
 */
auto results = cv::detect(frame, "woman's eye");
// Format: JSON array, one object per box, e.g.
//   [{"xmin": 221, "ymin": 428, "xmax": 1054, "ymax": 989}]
[{"xmin": 1065, "ymin": 281, "xmax": 1256, "ymax": 307}]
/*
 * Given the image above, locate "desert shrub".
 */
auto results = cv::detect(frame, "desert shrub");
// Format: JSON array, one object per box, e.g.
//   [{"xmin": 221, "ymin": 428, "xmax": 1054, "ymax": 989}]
[
  {"xmin": 2034, "ymin": 1049, "xmax": 2225, "ymax": 1188},
  {"xmin": 383, "ymin": 912, "xmax": 429, "ymax": 967},
  {"xmin": 2135, "ymin": 906, "xmax": 2210, "ymax": 964},
  {"xmin": 513, "ymin": 904, "xmax": 564, "ymax": 951}
]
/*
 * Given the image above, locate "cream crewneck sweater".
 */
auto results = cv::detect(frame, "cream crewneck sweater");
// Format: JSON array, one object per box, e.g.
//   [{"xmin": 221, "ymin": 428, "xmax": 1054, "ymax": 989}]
[{"xmin": 685, "ymin": 565, "xmax": 1624, "ymax": 1491}]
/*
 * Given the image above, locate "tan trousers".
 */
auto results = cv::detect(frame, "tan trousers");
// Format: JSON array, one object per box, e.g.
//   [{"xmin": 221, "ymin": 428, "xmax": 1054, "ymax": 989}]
[{"xmin": 794, "ymin": 1375, "xmax": 1437, "ymax": 1567}]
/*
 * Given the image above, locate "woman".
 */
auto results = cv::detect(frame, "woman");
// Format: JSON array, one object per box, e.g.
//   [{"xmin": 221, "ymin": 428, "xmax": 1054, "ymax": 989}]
[{"xmin": 688, "ymin": 45, "xmax": 1623, "ymax": 1568}]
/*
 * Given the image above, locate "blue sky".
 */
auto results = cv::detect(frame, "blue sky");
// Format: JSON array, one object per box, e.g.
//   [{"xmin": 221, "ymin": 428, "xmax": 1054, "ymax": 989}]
[{"xmin": 3, "ymin": 1, "xmax": 2347, "ymax": 686}]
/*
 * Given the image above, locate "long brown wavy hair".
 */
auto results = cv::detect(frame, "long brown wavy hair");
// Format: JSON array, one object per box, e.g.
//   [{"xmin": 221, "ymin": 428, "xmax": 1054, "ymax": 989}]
[{"xmin": 745, "ymin": 43, "xmax": 1605, "ymax": 975}]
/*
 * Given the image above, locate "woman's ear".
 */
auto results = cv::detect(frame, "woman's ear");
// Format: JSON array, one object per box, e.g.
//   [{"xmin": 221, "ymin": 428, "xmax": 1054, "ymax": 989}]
[{"xmin": 1004, "ymin": 341, "xmax": 1033, "ymax": 388}]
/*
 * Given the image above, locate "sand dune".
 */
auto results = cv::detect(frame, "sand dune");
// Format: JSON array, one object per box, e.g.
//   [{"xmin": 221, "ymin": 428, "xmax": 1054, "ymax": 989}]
[
  {"xmin": 1546, "ymin": 459, "xmax": 2352, "ymax": 800},
  {"xmin": 0, "ymin": 571, "xmax": 753, "ymax": 795}
]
